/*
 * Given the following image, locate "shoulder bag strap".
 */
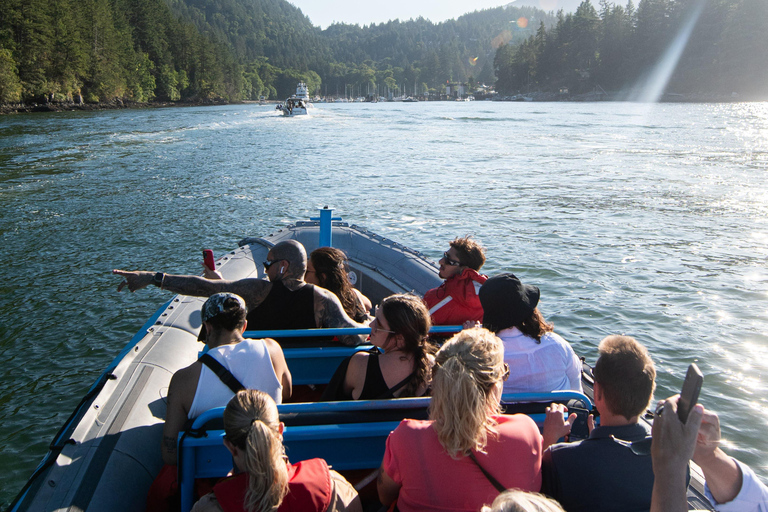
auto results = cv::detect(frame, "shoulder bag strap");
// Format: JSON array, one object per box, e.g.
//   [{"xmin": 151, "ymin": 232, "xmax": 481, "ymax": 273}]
[
  {"xmin": 468, "ymin": 452, "xmax": 506, "ymax": 493},
  {"xmin": 199, "ymin": 353, "xmax": 246, "ymax": 394}
]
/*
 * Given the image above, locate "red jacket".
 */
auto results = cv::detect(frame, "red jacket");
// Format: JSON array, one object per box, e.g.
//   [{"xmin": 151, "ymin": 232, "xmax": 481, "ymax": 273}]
[
  {"xmin": 213, "ymin": 459, "xmax": 332, "ymax": 512},
  {"xmin": 423, "ymin": 269, "xmax": 487, "ymax": 326}
]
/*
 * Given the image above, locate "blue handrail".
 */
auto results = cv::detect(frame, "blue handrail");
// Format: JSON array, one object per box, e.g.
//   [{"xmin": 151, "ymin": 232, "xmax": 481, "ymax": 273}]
[
  {"xmin": 243, "ymin": 325, "xmax": 462, "ymax": 338},
  {"xmin": 188, "ymin": 390, "xmax": 592, "ymax": 431}
]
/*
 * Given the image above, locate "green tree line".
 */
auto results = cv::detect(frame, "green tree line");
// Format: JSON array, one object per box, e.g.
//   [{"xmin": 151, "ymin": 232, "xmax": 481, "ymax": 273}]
[
  {"xmin": 0, "ymin": 0, "xmax": 551, "ymax": 104},
  {"xmin": 494, "ymin": 0, "xmax": 768, "ymax": 98},
  {"xmin": 1, "ymin": 0, "xmax": 765, "ymax": 105}
]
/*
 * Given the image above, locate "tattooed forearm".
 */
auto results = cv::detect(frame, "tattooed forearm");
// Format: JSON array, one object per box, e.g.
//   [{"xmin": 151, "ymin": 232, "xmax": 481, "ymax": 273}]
[
  {"xmin": 163, "ymin": 435, "xmax": 177, "ymax": 457},
  {"xmin": 315, "ymin": 289, "xmax": 367, "ymax": 346},
  {"xmin": 162, "ymin": 275, "xmax": 271, "ymax": 310}
]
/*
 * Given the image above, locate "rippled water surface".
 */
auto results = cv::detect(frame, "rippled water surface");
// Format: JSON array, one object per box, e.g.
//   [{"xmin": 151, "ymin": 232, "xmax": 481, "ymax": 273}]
[{"xmin": 1, "ymin": 101, "xmax": 767, "ymax": 505}]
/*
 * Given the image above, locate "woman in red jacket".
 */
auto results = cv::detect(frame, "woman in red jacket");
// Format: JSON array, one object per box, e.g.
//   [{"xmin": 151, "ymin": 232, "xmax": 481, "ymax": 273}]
[
  {"xmin": 192, "ymin": 390, "xmax": 361, "ymax": 512},
  {"xmin": 423, "ymin": 236, "xmax": 488, "ymax": 326}
]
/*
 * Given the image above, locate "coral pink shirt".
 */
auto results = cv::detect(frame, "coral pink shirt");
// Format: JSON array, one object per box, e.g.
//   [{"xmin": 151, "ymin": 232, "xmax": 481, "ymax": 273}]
[{"xmin": 382, "ymin": 415, "xmax": 542, "ymax": 512}]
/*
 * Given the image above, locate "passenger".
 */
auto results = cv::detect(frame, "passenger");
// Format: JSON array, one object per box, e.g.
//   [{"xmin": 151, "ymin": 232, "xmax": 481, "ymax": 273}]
[
  {"xmin": 377, "ymin": 327, "xmax": 543, "ymax": 512},
  {"xmin": 306, "ymin": 247, "xmax": 372, "ymax": 323},
  {"xmin": 192, "ymin": 389, "xmax": 362, "ymax": 512},
  {"xmin": 651, "ymin": 395, "xmax": 768, "ymax": 512},
  {"xmin": 423, "ymin": 236, "xmax": 487, "ymax": 326},
  {"xmin": 147, "ymin": 293, "xmax": 291, "ymax": 510},
  {"xmin": 113, "ymin": 240, "xmax": 368, "ymax": 346},
  {"xmin": 540, "ymin": 335, "xmax": 655, "ymax": 512},
  {"xmin": 479, "ymin": 273, "xmax": 582, "ymax": 394},
  {"xmin": 320, "ymin": 294, "xmax": 434, "ymax": 401},
  {"xmin": 481, "ymin": 489, "xmax": 565, "ymax": 512}
]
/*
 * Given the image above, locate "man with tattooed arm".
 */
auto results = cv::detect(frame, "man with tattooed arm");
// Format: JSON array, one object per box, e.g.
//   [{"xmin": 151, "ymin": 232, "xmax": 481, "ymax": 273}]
[{"xmin": 113, "ymin": 240, "xmax": 368, "ymax": 346}]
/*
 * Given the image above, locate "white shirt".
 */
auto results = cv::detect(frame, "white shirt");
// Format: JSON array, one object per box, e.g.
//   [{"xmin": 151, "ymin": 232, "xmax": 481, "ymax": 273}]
[
  {"xmin": 188, "ymin": 338, "xmax": 282, "ymax": 419},
  {"xmin": 706, "ymin": 459, "xmax": 768, "ymax": 512},
  {"xmin": 497, "ymin": 327, "xmax": 583, "ymax": 394}
]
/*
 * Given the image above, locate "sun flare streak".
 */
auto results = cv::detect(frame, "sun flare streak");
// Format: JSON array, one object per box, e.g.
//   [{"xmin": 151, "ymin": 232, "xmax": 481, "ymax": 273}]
[{"xmin": 629, "ymin": 0, "xmax": 707, "ymax": 103}]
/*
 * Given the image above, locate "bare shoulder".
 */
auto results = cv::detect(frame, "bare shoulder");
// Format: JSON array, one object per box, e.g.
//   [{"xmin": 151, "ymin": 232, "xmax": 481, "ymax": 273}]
[
  {"xmin": 353, "ymin": 288, "xmax": 373, "ymax": 313},
  {"xmin": 346, "ymin": 351, "xmax": 369, "ymax": 385},
  {"xmin": 262, "ymin": 337, "xmax": 286, "ymax": 360},
  {"xmin": 169, "ymin": 362, "xmax": 202, "ymax": 408}
]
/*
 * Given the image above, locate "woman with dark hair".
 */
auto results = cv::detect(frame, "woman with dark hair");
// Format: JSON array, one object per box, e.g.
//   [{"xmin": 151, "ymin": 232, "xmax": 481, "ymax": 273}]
[
  {"xmin": 423, "ymin": 236, "xmax": 488, "ymax": 326},
  {"xmin": 377, "ymin": 327, "xmax": 544, "ymax": 512},
  {"xmin": 191, "ymin": 390, "xmax": 361, "ymax": 512},
  {"xmin": 306, "ymin": 247, "xmax": 372, "ymax": 323},
  {"xmin": 479, "ymin": 273, "xmax": 582, "ymax": 394},
  {"xmin": 321, "ymin": 294, "xmax": 434, "ymax": 401}
]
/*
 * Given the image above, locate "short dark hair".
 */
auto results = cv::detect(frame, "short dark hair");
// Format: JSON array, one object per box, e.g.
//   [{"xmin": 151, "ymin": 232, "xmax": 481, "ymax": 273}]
[
  {"xmin": 449, "ymin": 236, "xmax": 485, "ymax": 271},
  {"xmin": 205, "ymin": 296, "xmax": 247, "ymax": 332},
  {"xmin": 593, "ymin": 335, "xmax": 656, "ymax": 420}
]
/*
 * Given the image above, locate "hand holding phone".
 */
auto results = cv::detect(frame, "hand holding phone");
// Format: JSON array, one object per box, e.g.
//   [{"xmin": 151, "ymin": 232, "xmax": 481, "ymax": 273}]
[
  {"xmin": 203, "ymin": 249, "xmax": 215, "ymax": 271},
  {"xmin": 568, "ymin": 406, "xmax": 591, "ymax": 441},
  {"xmin": 677, "ymin": 363, "xmax": 703, "ymax": 424}
]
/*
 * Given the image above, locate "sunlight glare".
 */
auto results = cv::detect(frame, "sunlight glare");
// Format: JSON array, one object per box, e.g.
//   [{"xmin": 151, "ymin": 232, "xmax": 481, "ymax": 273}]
[{"xmin": 626, "ymin": 0, "xmax": 707, "ymax": 102}]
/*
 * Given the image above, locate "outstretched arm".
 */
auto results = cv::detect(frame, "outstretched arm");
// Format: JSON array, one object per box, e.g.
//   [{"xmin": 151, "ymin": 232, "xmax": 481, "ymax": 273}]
[
  {"xmin": 313, "ymin": 287, "xmax": 368, "ymax": 346},
  {"xmin": 113, "ymin": 270, "xmax": 271, "ymax": 308}
]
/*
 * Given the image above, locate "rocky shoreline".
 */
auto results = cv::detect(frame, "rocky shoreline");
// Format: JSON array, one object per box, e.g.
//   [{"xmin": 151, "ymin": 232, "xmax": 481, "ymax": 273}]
[{"xmin": 0, "ymin": 98, "xmax": 231, "ymax": 115}]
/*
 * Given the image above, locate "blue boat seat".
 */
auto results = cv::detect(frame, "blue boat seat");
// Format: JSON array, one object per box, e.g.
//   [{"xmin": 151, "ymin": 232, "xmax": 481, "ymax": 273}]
[{"xmin": 178, "ymin": 391, "xmax": 591, "ymax": 512}]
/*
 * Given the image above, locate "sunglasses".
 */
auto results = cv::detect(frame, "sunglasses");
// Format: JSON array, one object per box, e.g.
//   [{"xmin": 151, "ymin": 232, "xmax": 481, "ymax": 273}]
[
  {"xmin": 263, "ymin": 259, "xmax": 281, "ymax": 271},
  {"xmin": 371, "ymin": 306, "xmax": 395, "ymax": 335},
  {"xmin": 442, "ymin": 252, "xmax": 462, "ymax": 267}
]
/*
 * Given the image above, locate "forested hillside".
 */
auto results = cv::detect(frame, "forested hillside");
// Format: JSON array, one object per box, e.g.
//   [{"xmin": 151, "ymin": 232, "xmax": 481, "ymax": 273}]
[
  {"xmin": 0, "ymin": 0, "xmax": 547, "ymax": 105},
  {"xmin": 0, "ymin": 0, "xmax": 765, "ymax": 106},
  {"xmin": 494, "ymin": 0, "xmax": 768, "ymax": 99}
]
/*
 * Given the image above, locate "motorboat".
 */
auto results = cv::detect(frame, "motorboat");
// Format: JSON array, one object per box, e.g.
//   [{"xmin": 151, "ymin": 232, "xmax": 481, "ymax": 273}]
[
  {"xmin": 276, "ymin": 82, "xmax": 312, "ymax": 116},
  {"xmin": 8, "ymin": 208, "xmax": 715, "ymax": 512}
]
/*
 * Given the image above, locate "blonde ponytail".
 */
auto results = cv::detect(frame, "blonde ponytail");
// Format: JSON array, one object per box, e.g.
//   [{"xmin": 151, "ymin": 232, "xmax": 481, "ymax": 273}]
[
  {"xmin": 429, "ymin": 327, "xmax": 505, "ymax": 458},
  {"xmin": 224, "ymin": 390, "xmax": 289, "ymax": 512}
]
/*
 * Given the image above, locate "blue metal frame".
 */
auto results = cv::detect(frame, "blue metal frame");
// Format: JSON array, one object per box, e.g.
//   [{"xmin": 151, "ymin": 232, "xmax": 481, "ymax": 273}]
[
  {"xmin": 243, "ymin": 325, "xmax": 461, "ymax": 339},
  {"xmin": 178, "ymin": 391, "xmax": 592, "ymax": 512},
  {"xmin": 309, "ymin": 206, "xmax": 342, "ymax": 247}
]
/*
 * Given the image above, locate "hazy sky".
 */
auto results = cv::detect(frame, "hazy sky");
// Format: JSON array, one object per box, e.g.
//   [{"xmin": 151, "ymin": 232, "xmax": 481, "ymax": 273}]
[{"xmin": 288, "ymin": 0, "xmax": 511, "ymax": 29}]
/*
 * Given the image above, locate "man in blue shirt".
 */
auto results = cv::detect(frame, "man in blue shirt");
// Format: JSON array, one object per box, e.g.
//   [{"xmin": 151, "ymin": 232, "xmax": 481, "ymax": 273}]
[{"xmin": 541, "ymin": 335, "xmax": 656, "ymax": 512}]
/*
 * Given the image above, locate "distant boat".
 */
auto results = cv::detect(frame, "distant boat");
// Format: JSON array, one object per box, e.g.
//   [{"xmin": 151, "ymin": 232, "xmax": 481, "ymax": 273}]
[
  {"xmin": 402, "ymin": 96, "xmax": 419, "ymax": 102},
  {"xmin": 276, "ymin": 82, "xmax": 312, "ymax": 116},
  {"xmin": 258, "ymin": 95, "xmax": 267, "ymax": 105}
]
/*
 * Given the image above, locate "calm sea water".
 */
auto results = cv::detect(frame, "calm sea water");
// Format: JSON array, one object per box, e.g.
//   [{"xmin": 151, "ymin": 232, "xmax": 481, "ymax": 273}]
[{"xmin": 1, "ymin": 101, "xmax": 766, "ymax": 505}]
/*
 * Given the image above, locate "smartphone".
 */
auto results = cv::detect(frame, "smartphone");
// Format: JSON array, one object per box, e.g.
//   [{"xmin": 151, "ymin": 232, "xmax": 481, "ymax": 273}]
[
  {"xmin": 203, "ymin": 249, "xmax": 215, "ymax": 271},
  {"xmin": 677, "ymin": 363, "xmax": 703, "ymax": 424},
  {"xmin": 568, "ymin": 406, "xmax": 590, "ymax": 441}
]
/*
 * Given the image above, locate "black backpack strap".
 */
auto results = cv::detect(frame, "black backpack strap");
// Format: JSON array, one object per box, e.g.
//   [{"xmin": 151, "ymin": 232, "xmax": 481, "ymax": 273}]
[
  {"xmin": 198, "ymin": 353, "xmax": 245, "ymax": 394},
  {"xmin": 468, "ymin": 452, "xmax": 506, "ymax": 493}
]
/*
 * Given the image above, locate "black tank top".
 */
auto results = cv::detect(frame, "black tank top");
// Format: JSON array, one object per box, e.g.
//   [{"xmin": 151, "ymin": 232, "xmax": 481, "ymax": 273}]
[{"xmin": 246, "ymin": 281, "xmax": 316, "ymax": 345}]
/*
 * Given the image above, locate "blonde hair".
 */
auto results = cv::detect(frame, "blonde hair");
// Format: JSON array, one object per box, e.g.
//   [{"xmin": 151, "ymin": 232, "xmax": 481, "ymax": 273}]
[
  {"xmin": 429, "ymin": 327, "xmax": 505, "ymax": 458},
  {"xmin": 223, "ymin": 390, "xmax": 289, "ymax": 512},
  {"xmin": 481, "ymin": 490, "xmax": 565, "ymax": 512}
]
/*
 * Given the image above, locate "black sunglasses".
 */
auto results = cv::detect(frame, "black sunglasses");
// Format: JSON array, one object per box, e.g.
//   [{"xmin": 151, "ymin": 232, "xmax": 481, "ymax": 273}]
[
  {"xmin": 443, "ymin": 252, "xmax": 461, "ymax": 266},
  {"xmin": 263, "ymin": 259, "xmax": 281, "ymax": 271}
]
